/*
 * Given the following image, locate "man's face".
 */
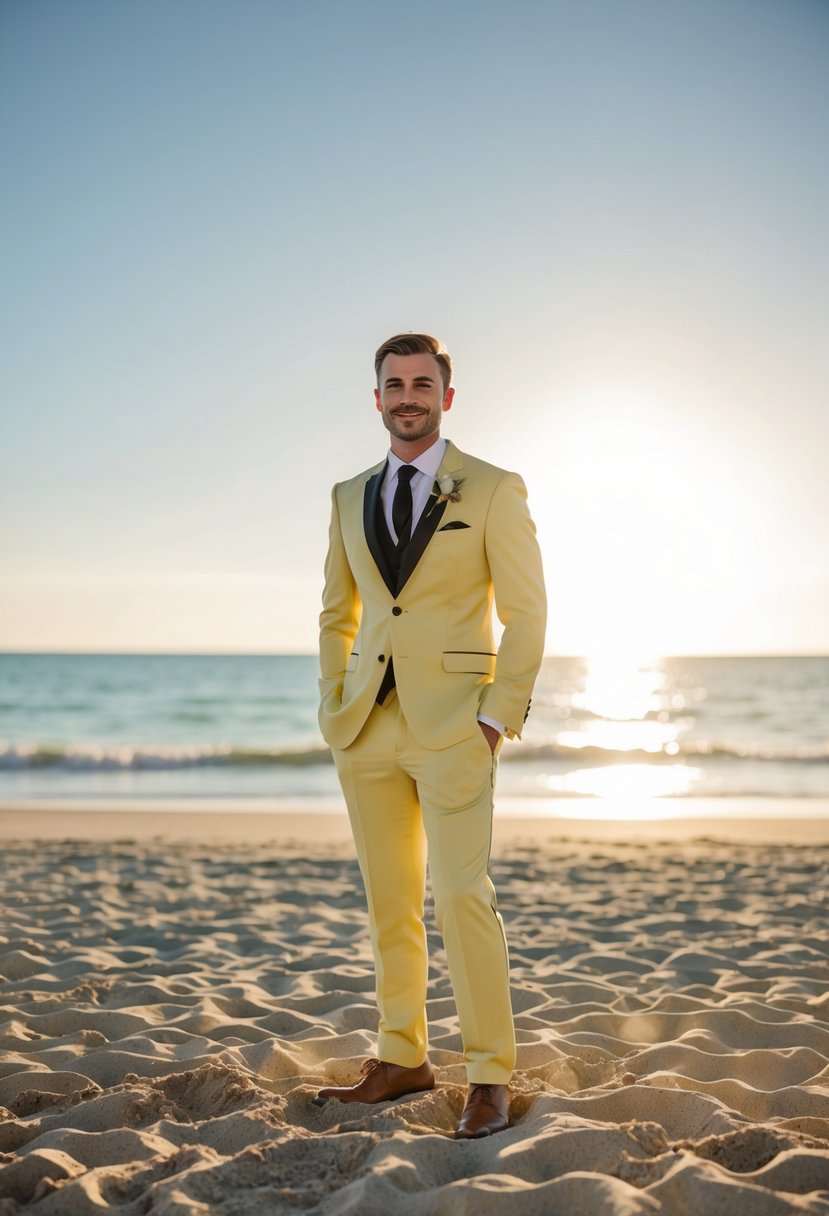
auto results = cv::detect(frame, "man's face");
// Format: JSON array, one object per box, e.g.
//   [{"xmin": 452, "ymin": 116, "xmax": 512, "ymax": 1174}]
[{"xmin": 375, "ymin": 352, "xmax": 454, "ymax": 446}]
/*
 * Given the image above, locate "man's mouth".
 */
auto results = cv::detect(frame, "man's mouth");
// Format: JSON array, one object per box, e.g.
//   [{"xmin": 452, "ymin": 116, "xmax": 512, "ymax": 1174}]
[{"xmin": 393, "ymin": 409, "xmax": 426, "ymax": 418}]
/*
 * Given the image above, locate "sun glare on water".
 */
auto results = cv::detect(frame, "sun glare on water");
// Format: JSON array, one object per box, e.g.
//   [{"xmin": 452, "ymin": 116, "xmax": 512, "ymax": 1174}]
[{"xmin": 538, "ymin": 654, "xmax": 702, "ymax": 816}]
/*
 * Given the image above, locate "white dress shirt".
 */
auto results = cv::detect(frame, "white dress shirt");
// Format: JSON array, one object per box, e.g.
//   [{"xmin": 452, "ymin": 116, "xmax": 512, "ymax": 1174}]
[{"xmin": 381, "ymin": 436, "xmax": 505, "ymax": 740}]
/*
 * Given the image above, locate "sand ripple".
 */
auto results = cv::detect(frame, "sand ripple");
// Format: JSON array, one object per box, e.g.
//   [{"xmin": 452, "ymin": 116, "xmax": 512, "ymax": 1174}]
[{"xmin": 1, "ymin": 836, "xmax": 828, "ymax": 1213}]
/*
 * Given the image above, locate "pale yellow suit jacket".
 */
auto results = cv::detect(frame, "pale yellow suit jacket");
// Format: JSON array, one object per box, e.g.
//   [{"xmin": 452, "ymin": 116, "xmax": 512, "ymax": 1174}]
[{"xmin": 319, "ymin": 440, "xmax": 547, "ymax": 752}]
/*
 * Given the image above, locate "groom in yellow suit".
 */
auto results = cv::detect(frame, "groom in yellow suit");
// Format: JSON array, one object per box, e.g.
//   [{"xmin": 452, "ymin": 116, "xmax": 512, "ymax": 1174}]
[{"xmin": 315, "ymin": 333, "xmax": 546, "ymax": 1138}]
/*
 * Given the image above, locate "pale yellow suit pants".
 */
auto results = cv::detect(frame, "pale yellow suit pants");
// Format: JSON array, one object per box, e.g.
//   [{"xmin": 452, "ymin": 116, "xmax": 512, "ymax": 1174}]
[{"xmin": 332, "ymin": 693, "xmax": 515, "ymax": 1085}]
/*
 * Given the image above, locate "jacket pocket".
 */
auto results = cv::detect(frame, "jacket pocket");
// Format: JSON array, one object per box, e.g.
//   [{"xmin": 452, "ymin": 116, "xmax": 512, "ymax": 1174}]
[
  {"xmin": 345, "ymin": 652, "xmax": 360, "ymax": 673},
  {"xmin": 443, "ymin": 651, "xmax": 496, "ymax": 676}
]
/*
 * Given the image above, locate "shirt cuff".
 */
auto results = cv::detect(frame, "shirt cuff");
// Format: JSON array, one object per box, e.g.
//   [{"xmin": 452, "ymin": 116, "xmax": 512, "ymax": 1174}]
[{"xmin": 477, "ymin": 713, "xmax": 507, "ymax": 736}]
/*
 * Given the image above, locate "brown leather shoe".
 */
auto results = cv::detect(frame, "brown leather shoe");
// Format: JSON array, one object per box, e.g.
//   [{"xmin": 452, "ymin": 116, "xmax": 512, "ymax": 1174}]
[
  {"xmin": 455, "ymin": 1083, "xmax": 510, "ymax": 1138},
  {"xmin": 313, "ymin": 1057, "xmax": 435, "ymax": 1106}
]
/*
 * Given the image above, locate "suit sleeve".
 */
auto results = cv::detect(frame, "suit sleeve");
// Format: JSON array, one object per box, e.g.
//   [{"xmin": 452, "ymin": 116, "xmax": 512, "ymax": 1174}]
[
  {"xmin": 318, "ymin": 484, "xmax": 361, "ymax": 700},
  {"xmin": 478, "ymin": 472, "xmax": 547, "ymax": 738}
]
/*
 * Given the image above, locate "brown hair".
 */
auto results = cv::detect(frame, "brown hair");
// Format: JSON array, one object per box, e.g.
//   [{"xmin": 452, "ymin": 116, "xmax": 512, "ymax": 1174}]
[{"xmin": 374, "ymin": 332, "xmax": 453, "ymax": 393}]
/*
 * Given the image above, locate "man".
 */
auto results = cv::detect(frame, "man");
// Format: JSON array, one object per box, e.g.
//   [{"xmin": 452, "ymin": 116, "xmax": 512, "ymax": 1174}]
[{"xmin": 315, "ymin": 332, "xmax": 546, "ymax": 1138}]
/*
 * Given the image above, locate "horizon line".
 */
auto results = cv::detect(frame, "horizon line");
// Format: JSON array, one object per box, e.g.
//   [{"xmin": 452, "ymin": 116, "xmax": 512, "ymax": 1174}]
[{"xmin": 2, "ymin": 649, "xmax": 828, "ymax": 661}]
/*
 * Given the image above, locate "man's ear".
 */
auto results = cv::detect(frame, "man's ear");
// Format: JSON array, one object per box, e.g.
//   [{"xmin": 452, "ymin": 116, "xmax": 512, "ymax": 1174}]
[
  {"xmin": 374, "ymin": 388, "xmax": 383, "ymax": 412},
  {"xmin": 442, "ymin": 387, "xmax": 455, "ymax": 413}
]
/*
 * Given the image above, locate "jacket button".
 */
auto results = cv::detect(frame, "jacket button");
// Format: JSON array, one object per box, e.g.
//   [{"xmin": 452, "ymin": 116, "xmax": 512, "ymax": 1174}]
[
  {"xmin": 378, "ymin": 654, "xmax": 385, "ymax": 662},
  {"xmin": 392, "ymin": 606, "xmax": 402, "ymax": 616}
]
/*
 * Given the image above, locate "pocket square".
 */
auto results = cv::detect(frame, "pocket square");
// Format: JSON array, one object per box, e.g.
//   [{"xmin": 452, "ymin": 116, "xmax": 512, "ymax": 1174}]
[{"xmin": 438, "ymin": 520, "xmax": 471, "ymax": 531}]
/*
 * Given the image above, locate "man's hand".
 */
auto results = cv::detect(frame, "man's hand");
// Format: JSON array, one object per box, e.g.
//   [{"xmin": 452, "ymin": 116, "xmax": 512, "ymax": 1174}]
[{"xmin": 478, "ymin": 721, "xmax": 501, "ymax": 754}]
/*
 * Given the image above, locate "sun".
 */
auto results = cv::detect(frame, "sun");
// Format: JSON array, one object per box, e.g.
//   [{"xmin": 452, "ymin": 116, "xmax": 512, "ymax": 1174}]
[{"xmin": 527, "ymin": 388, "xmax": 762, "ymax": 659}]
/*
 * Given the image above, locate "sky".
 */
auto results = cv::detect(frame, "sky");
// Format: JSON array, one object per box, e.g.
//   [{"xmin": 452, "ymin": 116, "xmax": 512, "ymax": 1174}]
[{"xmin": 1, "ymin": 0, "xmax": 827, "ymax": 657}]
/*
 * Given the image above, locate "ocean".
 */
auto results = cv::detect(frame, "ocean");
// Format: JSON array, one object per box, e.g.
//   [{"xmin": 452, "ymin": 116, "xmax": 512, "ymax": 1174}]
[{"xmin": 1, "ymin": 653, "xmax": 827, "ymax": 817}]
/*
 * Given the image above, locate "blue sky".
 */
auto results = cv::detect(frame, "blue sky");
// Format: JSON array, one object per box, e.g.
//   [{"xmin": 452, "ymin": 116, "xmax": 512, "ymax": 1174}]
[{"xmin": 2, "ymin": 0, "xmax": 827, "ymax": 655}]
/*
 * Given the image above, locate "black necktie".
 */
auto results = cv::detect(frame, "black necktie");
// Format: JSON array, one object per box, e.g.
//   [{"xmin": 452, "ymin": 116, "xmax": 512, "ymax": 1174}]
[{"xmin": 392, "ymin": 465, "xmax": 417, "ymax": 548}]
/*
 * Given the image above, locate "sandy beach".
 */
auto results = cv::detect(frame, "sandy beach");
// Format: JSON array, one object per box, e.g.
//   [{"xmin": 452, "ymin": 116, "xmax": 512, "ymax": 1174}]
[{"xmin": 2, "ymin": 808, "xmax": 829, "ymax": 1214}]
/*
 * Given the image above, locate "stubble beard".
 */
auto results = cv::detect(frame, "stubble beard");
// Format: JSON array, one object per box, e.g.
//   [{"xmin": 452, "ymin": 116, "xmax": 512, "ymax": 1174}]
[{"xmin": 384, "ymin": 408, "xmax": 440, "ymax": 444}]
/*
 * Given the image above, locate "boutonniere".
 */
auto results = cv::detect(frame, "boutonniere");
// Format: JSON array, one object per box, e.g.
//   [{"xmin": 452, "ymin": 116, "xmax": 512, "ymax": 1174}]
[{"xmin": 433, "ymin": 474, "xmax": 465, "ymax": 506}]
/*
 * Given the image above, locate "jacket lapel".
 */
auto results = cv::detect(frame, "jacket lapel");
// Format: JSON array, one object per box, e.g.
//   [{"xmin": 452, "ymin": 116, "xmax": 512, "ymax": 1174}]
[{"xmin": 363, "ymin": 464, "xmax": 396, "ymax": 596}]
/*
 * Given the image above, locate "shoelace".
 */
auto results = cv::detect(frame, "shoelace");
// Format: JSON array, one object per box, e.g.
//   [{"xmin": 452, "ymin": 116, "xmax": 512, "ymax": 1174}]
[{"xmin": 359, "ymin": 1058, "xmax": 382, "ymax": 1077}]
